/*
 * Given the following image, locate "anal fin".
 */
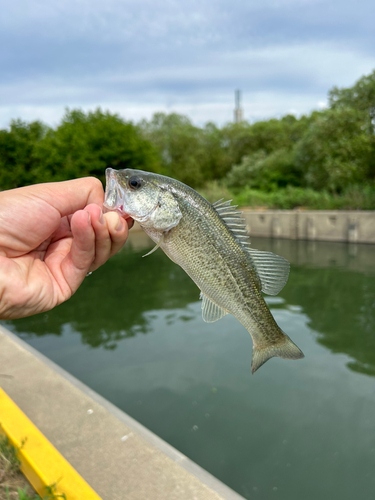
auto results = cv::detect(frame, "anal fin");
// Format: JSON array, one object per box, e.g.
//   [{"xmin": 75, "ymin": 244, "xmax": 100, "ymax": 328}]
[{"xmin": 200, "ymin": 293, "xmax": 228, "ymax": 323}]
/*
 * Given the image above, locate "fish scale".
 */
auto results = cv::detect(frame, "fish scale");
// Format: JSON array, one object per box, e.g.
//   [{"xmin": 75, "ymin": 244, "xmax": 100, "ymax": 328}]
[{"xmin": 104, "ymin": 168, "xmax": 304, "ymax": 373}]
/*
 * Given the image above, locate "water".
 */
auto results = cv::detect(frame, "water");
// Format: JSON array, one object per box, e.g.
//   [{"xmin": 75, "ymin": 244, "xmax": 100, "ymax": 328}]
[{"xmin": 3, "ymin": 233, "xmax": 375, "ymax": 500}]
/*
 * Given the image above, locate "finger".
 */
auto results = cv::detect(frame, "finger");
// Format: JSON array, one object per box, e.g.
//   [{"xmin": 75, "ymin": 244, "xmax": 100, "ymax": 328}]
[
  {"xmin": 84, "ymin": 203, "xmax": 112, "ymax": 271},
  {"xmin": 28, "ymin": 177, "xmax": 105, "ymax": 218},
  {"xmin": 0, "ymin": 178, "xmax": 104, "ymax": 258},
  {"xmin": 50, "ymin": 216, "xmax": 72, "ymax": 243},
  {"xmin": 60, "ymin": 210, "xmax": 95, "ymax": 294},
  {"xmin": 104, "ymin": 212, "xmax": 129, "ymax": 258}
]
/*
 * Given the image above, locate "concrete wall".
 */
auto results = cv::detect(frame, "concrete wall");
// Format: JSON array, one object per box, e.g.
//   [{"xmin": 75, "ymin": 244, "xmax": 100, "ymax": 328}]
[{"xmin": 242, "ymin": 210, "xmax": 375, "ymax": 244}]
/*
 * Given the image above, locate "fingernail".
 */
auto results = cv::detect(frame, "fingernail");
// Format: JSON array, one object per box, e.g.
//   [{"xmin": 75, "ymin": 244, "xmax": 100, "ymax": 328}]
[
  {"xmin": 99, "ymin": 209, "xmax": 104, "ymax": 224},
  {"xmin": 116, "ymin": 216, "xmax": 124, "ymax": 231}
]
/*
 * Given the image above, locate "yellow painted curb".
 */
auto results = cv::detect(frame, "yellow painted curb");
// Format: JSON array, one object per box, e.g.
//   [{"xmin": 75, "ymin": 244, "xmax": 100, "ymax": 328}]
[{"xmin": 0, "ymin": 388, "xmax": 102, "ymax": 500}]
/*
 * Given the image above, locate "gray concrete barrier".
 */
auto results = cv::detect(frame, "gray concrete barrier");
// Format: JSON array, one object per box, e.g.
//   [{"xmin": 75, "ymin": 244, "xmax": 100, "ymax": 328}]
[{"xmin": 242, "ymin": 210, "xmax": 375, "ymax": 244}]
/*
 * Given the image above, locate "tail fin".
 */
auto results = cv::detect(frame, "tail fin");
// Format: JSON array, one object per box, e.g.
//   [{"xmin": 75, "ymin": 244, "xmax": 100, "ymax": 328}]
[{"xmin": 251, "ymin": 333, "xmax": 304, "ymax": 374}]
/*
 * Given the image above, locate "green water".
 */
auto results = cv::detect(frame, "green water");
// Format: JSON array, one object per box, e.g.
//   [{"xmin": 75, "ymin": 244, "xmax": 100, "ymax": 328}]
[{"xmin": 3, "ymin": 233, "xmax": 375, "ymax": 500}]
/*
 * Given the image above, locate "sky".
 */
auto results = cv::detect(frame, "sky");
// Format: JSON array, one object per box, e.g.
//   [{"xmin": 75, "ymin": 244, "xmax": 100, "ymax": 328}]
[{"xmin": 1, "ymin": 0, "xmax": 374, "ymax": 128}]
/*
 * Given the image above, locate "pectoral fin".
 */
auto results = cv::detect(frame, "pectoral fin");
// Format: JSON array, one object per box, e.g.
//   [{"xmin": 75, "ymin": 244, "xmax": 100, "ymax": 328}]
[{"xmin": 142, "ymin": 234, "xmax": 164, "ymax": 258}]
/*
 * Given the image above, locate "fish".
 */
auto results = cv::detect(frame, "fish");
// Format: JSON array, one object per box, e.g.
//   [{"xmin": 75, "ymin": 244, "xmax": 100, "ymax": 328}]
[{"xmin": 103, "ymin": 168, "xmax": 304, "ymax": 373}]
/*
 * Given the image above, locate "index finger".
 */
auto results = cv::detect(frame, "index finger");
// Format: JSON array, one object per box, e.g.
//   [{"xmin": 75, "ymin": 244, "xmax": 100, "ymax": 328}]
[
  {"xmin": 0, "ymin": 177, "xmax": 105, "ymax": 257},
  {"xmin": 29, "ymin": 177, "xmax": 104, "ymax": 217}
]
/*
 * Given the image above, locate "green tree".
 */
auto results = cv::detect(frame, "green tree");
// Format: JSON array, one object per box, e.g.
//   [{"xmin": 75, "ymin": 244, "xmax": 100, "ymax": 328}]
[
  {"xmin": 33, "ymin": 109, "xmax": 159, "ymax": 185},
  {"xmin": 0, "ymin": 120, "xmax": 47, "ymax": 189},
  {"xmin": 199, "ymin": 122, "xmax": 232, "ymax": 180},
  {"xmin": 328, "ymin": 70, "xmax": 375, "ymax": 183},
  {"xmin": 139, "ymin": 112, "xmax": 206, "ymax": 187},
  {"xmin": 329, "ymin": 69, "xmax": 375, "ymax": 125},
  {"xmin": 294, "ymin": 107, "xmax": 374, "ymax": 192}
]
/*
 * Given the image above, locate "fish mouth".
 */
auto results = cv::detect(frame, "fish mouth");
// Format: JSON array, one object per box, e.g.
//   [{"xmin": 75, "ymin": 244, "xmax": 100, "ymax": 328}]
[{"xmin": 103, "ymin": 168, "xmax": 128, "ymax": 216}]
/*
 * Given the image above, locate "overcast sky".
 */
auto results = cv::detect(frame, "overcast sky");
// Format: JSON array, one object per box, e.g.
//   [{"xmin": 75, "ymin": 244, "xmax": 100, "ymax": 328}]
[{"xmin": 1, "ymin": 0, "xmax": 374, "ymax": 128}]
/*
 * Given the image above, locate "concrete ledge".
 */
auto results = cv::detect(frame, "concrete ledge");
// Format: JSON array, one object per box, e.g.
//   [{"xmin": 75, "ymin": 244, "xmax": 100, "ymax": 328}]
[
  {"xmin": 242, "ymin": 210, "xmax": 375, "ymax": 243},
  {"xmin": 0, "ymin": 326, "xmax": 245, "ymax": 500},
  {"xmin": 0, "ymin": 388, "xmax": 102, "ymax": 499}
]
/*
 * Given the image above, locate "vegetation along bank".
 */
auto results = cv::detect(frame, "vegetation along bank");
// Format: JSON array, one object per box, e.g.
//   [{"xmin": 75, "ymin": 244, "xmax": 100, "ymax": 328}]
[{"xmin": 1, "ymin": 70, "xmax": 374, "ymax": 210}]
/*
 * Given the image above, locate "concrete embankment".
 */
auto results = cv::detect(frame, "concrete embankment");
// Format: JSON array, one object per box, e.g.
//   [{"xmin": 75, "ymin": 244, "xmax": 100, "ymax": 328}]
[
  {"xmin": 0, "ymin": 326, "xmax": 244, "ymax": 500},
  {"xmin": 242, "ymin": 210, "xmax": 375, "ymax": 243}
]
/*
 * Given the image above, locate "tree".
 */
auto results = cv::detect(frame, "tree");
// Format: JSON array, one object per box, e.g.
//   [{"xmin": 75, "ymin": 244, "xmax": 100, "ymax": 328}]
[
  {"xmin": 33, "ymin": 108, "xmax": 160, "ymax": 184},
  {"xmin": 294, "ymin": 108, "xmax": 373, "ymax": 192},
  {"xmin": 0, "ymin": 120, "xmax": 47, "ymax": 190},
  {"xmin": 329, "ymin": 69, "xmax": 375, "ymax": 126},
  {"xmin": 139, "ymin": 112, "xmax": 206, "ymax": 187}
]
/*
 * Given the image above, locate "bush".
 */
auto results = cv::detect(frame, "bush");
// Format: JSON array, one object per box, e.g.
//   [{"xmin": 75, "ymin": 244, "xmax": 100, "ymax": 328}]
[
  {"xmin": 233, "ymin": 185, "xmax": 375, "ymax": 210},
  {"xmin": 226, "ymin": 148, "xmax": 301, "ymax": 191}
]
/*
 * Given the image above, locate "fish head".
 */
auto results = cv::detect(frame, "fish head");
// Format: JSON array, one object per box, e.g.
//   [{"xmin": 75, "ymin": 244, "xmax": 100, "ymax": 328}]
[{"xmin": 103, "ymin": 168, "xmax": 182, "ymax": 231}]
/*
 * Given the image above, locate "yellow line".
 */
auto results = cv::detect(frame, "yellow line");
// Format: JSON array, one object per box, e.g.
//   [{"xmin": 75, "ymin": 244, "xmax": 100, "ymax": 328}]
[{"xmin": 0, "ymin": 388, "xmax": 102, "ymax": 500}]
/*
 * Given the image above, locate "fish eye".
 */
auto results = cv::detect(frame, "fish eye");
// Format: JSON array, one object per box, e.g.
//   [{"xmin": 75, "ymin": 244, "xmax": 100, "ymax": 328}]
[{"xmin": 128, "ymin": 176, "xmax": 142, "ymax": 190}]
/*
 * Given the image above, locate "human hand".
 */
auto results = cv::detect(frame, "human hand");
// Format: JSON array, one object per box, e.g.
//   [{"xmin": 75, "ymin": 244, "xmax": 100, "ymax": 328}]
[{"xmin": 0, "ymin": 177, "xmax": 132, "ymax": 319}]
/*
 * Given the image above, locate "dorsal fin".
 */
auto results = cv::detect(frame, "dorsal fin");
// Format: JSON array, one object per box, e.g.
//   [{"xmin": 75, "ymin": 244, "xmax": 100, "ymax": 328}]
[
  {"xmin": 213, "ymin": 200, "xmax": 289, "ymax": 296},
  {"xmin": 246, "ymin": 248, "xmax": 290, "ymax": 295},
  {"xmin": 213, "ymin": 198, "xmax": 250, "ymax": 247}
]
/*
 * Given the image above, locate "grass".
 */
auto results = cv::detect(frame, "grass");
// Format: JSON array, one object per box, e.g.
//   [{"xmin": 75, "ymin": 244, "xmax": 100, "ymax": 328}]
[{"xmin": 0, "ymin": 432, "xmax": 66, "ymax": 500}]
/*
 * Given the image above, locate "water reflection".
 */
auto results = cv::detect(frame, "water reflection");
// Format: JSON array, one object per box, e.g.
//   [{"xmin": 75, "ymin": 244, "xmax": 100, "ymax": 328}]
[
  {"xmin": 281, "ymin": 265, "xmax": 375, "ymax": 376},
  {"xmin": 244, "ymin": 237, "xmax": 375, "ymax": 377},
  {"xmin": 4, "ymin": 236, "xmax": 198, "ymax": 349},
  {"xmin": 4, "ymin": 233, "xmax": 375, "ymax": 377}
]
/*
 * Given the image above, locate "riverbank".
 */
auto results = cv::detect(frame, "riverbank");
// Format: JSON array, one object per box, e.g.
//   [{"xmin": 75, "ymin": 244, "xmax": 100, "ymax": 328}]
[{"xmin": 0, "ymin": 326, "xmax": 244, "ymax": 500}]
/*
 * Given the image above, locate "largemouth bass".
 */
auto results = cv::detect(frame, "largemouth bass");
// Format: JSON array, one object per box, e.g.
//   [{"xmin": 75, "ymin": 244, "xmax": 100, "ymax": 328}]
[{"xmin": 104, "ymin": 168, "xmax": 304, "ymax": 373}]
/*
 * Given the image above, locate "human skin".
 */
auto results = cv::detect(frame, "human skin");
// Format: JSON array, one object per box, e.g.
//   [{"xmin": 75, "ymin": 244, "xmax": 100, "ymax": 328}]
[{"xmin": 0, "ymin": 177, "xmax": 133, "ymax": 319}]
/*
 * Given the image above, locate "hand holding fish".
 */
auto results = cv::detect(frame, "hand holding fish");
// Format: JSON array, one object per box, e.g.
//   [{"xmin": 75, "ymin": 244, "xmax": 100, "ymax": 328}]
[{"xmin": 0, "ymin": 177, "xmax": 131, "ymax": 319}]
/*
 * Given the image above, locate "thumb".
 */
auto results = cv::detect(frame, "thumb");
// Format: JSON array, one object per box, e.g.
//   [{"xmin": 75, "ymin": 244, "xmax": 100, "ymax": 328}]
[{"xmin": 60, "ymin": 210, "xmax": 95, "ymax": 295}]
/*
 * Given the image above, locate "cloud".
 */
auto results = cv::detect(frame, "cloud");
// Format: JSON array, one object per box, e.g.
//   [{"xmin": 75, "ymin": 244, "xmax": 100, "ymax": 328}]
[{"xmin": 0, "ymin": 0, "xmax": 374, "ymax": 127}]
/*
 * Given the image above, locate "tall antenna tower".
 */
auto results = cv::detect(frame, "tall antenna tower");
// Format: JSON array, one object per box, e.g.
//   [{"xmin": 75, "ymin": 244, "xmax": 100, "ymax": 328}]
[{"xmin": 234, "ymin": 89, "xmax": 244, "ymax": 123}]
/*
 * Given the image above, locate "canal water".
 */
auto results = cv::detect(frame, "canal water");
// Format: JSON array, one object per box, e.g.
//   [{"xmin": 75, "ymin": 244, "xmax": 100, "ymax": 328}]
[{"xmin": 3, "ymin": 233, "xmax": 375, "ymax": 500}]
